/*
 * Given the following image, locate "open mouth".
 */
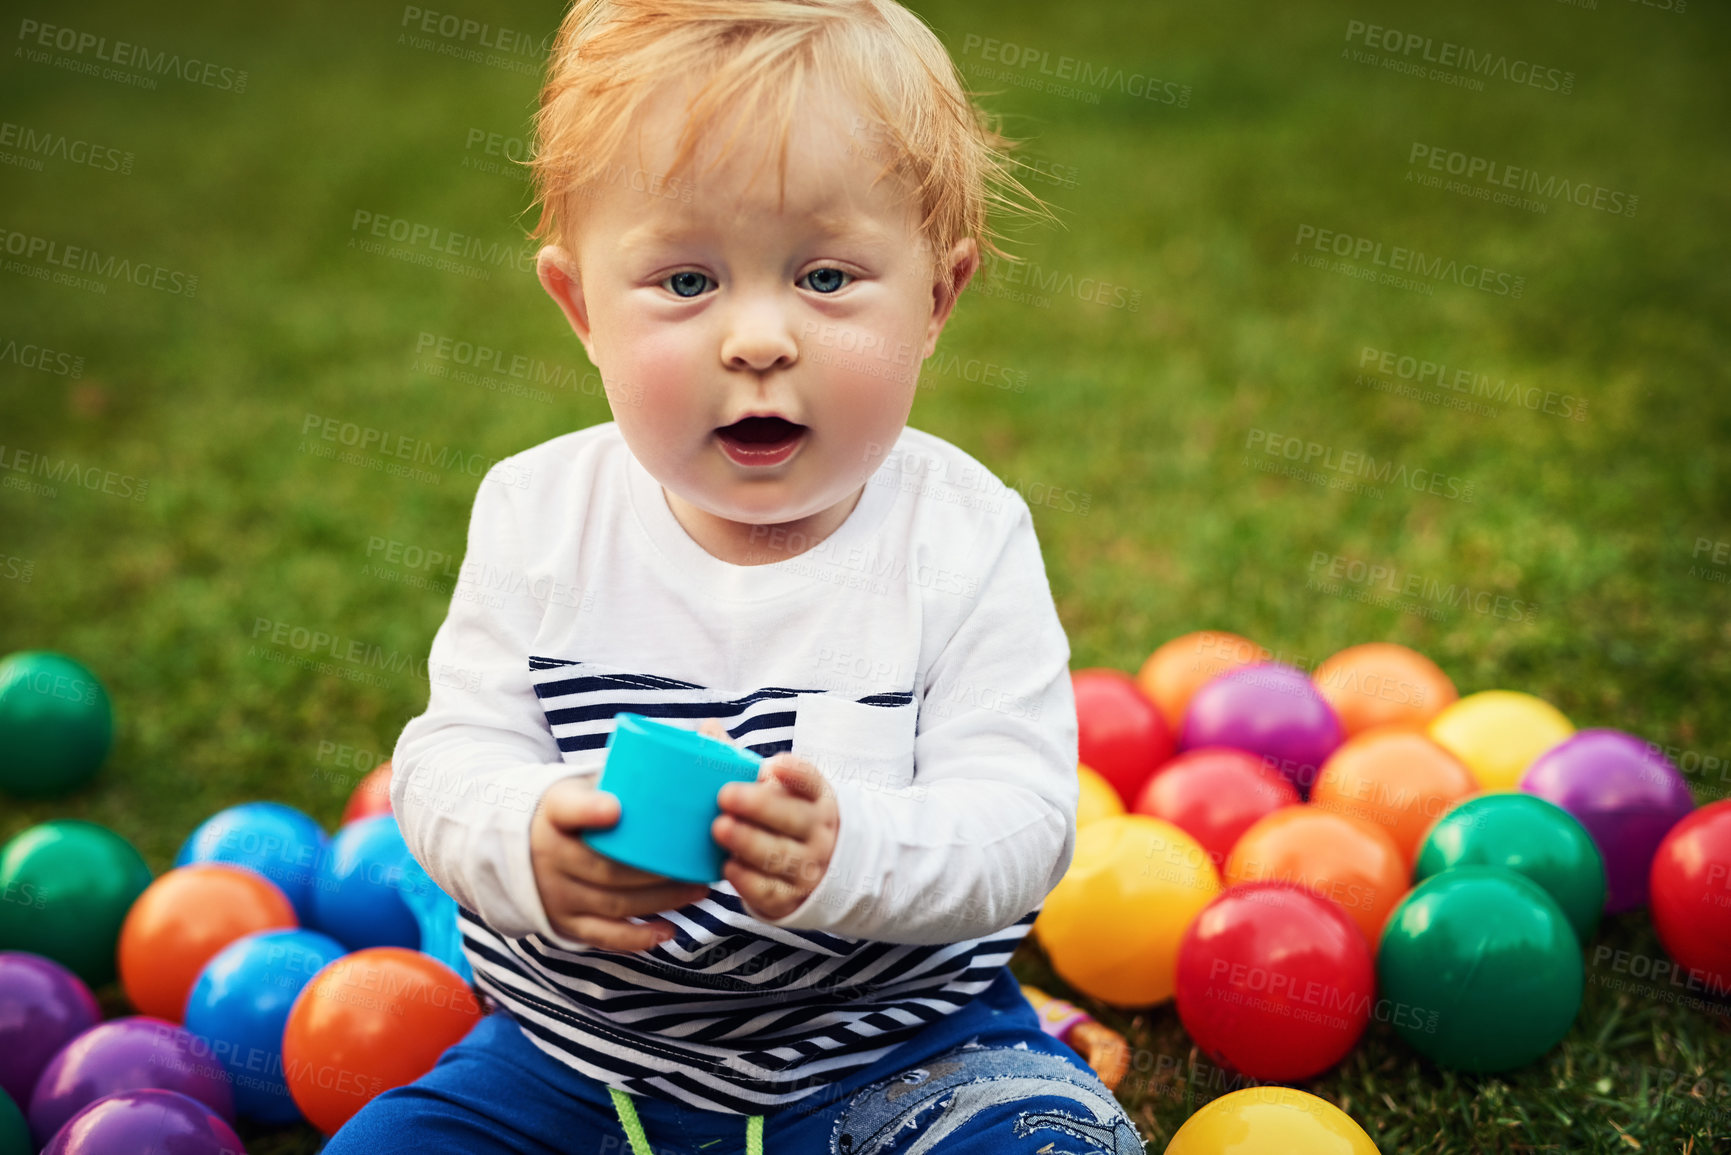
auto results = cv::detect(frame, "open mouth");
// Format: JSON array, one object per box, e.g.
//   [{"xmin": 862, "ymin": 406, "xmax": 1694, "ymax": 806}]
[{"xmin": 714, "ymin": 416, "xmax": 808, "ymax": 467}]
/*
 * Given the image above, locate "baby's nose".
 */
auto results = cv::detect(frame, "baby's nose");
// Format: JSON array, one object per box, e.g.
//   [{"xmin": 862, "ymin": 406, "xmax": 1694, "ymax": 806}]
[{"xmin": 719, "ymin": 300, "xmax": 798, "ymax": 373}]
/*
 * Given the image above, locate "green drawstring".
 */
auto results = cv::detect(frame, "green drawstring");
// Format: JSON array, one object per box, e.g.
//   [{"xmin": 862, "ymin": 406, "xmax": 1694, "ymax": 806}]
[{"xmin": 609, "ymin": 1087, "xmax": 764, "ymax": 1155}]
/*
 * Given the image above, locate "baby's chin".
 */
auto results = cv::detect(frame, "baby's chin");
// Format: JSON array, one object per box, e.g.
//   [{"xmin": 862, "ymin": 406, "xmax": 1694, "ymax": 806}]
[
  {"xmin": 684, "ymin": 461, "xmax": 864, "ymax": 525},
  {"xmin": 685, "ymin": 476, "xmax": 834, "ymax": 526}
]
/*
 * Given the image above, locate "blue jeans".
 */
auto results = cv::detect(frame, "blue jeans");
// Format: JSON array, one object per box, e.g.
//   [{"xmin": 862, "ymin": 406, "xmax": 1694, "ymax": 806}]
[{"xmin": 321, "ymin": 967, "xmax": 1144, "ymax": 1154}]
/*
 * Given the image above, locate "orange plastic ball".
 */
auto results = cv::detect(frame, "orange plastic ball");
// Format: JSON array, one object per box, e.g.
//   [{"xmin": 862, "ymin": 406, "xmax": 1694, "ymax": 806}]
[
  {"xmin": 1311, "ymin": 643, "xmax": 1458, "ymax": 736},
  {"xmin": 283, "ymin": 947, "xmax": 481, "ymax": 1135},
  {"xmin": 341, "ymin": 760, "xmax": 394, "ymax": 826},
  {"xmin": 1310, "ymin": 727, "xmax": 1477, "ymax": 865},
  {"xmin": 1226, "ymin": 807, "xmax": 1409, "ymax": 947},
  {"xmin": 118, "ymin": 863, "xmax": 298, "ymax": 1021},
  {"xmin": 1077, "ymin": 763, "xmax": 1126, "ymax": 828},
  {"xmin": 1038, "ymin": 815, "xmax": 1220, "ymax": 1007},
  {"xmin": 1136, "ymin": 631, "xmax": 1270, "ymax": 732}
]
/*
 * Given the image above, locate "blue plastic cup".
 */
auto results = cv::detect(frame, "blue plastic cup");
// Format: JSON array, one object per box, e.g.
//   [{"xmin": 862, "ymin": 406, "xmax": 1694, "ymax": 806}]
[{"xmin": 580, "ymin": 712, "xmax": 765, "ymax": 884}]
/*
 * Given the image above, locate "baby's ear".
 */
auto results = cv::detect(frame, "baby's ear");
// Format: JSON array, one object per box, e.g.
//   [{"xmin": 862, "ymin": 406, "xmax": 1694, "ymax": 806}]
[
  {"xmin": 923, "ymin": 237, "xmax": 979, "ymax": 359},
  {"xmin": 536, "ymin": 245, "xmax": 595, "ymax": 356}
]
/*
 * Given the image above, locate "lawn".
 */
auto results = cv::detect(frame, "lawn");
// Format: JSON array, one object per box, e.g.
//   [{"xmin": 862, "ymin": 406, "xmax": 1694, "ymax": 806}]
[{"xmin": 2, "ymin": 0, "xmax": 1728, "ymax": 1151}]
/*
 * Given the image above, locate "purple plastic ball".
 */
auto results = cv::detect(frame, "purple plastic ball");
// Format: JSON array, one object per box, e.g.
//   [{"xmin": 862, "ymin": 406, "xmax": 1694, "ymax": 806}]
[
  {"xmin": 1520, "ymin": 728, "xmax": 1695, "ymax": 913},
  {"xmin": 0, "ymin": 951, "xmax": 102, "ymax": 1109},
  {"xmin": 1179, "ymin": 662, "xmax": 1344, "ymax": 796},
  {"xmin": 44, "ymin": 1088, "xmax": 245, "ymax": 1155},
  {"xmin": 27, "ymin": 1016, "xmax": 234, "ymax": 1148}
]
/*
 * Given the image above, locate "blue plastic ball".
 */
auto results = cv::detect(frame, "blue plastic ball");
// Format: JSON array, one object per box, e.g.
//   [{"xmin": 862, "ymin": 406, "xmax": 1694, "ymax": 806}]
[
  {"xmin": 310, "ymin": 815, "xmax": 425, "ymax": 951},
  {"xmin": 182, "ymin": 928, "xmax": 346, "ymax": 1124},
  {"xmin": 176, "ymin": 803, "xmax": 328, "ymax": 924}
]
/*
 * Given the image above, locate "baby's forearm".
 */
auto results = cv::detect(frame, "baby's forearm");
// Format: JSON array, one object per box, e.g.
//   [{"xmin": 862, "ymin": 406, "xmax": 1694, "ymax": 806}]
[
  {"xmin": 392, "ymin": 719, "xmax": 602, "ymax": 941},
  {"xmin": 761, "ymin": 773, "xmax": 1073, "ymax": 945}
]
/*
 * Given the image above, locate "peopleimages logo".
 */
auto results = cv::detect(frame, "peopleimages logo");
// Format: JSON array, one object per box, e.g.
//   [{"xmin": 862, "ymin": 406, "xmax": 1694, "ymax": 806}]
[
  {"xmin": 297, "ymin": 413, "xmax": 533, "ymax": 490},
  {"xmin": 0, "ymin": 120, "xmax": 134, "ymax": 175},
  {"xmin": 1244, "ymin": 429, "xmax": 1476, "ymax": 503},
  {"xmin": 0, "ymin": 334, "xmax": 83, "ymax": 378},
  {"xmin": 0, "ymin": 228, "xmax": 199, "ymax": 297},
  {"xmin": 0, "ymin": 443, "xmax": 149, "ymax": 502},
  {"xmin": 959, "ymin": 34, "xmax": 1191, "ymax": 107},
  {"xmin": 1342, "ymin": 19, "xmax": 1574, "ymax": 95},
  {"xmin": 1357, "ymin": 346, "xmax": 1586, "ymax": 421},
  {"xmin": 398, "ymin": 6, "xmax": 546, "ymax": 58},
  {"xmin": 1307, "ymin": 551, "xmax": 1539, "ymax": 623},
  {"xmin": 349, "ymin": 211, "xmax": 534, "ymax": 277},
  {"xmin": 1407, "ymin": 144, "xmax": 1637, "ymax": 218},
  {"xmin": 1293, "ymin": 225, "xmax": 1524, "ymax": 299},
  {"xmin": 15, "ymin": 18, "xmax": 249, "ymax": 93}
]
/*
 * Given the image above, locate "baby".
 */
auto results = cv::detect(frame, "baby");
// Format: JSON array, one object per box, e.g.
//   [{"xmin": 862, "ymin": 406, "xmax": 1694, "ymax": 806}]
[{"xmin": 326, "ymin": 0, "xmax": 1143, "ymax": 1151}]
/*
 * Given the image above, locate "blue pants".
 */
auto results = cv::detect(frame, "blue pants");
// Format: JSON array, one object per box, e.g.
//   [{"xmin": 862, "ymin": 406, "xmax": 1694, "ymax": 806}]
[{"xmin": 321, "ymin": 968, "xmax": 1144, "ymax": 1154}]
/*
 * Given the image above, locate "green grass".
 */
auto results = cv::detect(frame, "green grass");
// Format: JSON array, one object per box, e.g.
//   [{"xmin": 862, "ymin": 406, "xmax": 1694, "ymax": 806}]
[{"xmin": 2, "ymin": 0, "xmax": 1728, "ymax": 1151}]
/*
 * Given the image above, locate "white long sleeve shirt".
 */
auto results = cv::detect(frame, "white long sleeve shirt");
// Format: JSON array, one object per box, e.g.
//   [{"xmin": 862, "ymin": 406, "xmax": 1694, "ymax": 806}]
[{"xmin": 391, "ymin": 421, "xmax": 1078, "ymax": 1113}]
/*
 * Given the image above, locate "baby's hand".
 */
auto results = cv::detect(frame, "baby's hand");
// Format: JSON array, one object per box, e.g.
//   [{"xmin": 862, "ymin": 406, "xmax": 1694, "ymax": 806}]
[
  {"xmin": 699, "ymin": 719, "xmax": 839, "ymax": 921},
  {"xmin": 531, "ymin": 777, "xmax": 711, "ymax": 951}
]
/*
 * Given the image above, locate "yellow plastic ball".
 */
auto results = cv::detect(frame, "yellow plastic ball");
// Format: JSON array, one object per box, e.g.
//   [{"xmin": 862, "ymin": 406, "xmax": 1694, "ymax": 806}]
[
  {"xmin": 1034, "ymin": 766, "xmax": 1129, "ymax": 947},
  {"xmin": 1427, "ymin": 690, "xmax": 1574, "ymax": 791},
  {"xmin": 1033, "ymin": 763, "xmax": 1131, "ymax": 944},
  {"xmin": 1077, "ymin": 762, "xmax": 1126, "ymax": 828},
  {"xmin": 1037, "ymin": 814, "xmax": 1219, "ymax": 1007},
  {"xmin": 1166, "ymin": 1086, "xmax": 1381, "ymax": 1154}
]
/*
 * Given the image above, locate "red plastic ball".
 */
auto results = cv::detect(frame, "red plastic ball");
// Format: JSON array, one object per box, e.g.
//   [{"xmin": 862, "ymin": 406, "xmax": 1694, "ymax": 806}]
[
  {"xmin": 1132, "ymin": 748, "xmax": 1299, "ymax": 867},
  {"xmin": 1175, "ymin": 882, "xmax": 1375, "ymax": 1081},
  {"xmin": 341, "ymin": 760, "xmax": 394, "ymax": 826},
  {"xmin": 1650, "ymin": 799, "xmax": 1731, "ymax": 995},
  {"xmin": 1072, "ymin": 668, "xmax": 1174, "ymax": 806}
]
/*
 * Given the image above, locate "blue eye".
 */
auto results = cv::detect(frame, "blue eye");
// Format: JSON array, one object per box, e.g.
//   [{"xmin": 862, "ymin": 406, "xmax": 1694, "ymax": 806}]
[
  {"xmin": 663, "ymin": 271, "xmax": 711, "ymax": 298},
  {"xmin": 801, "ymin": 268, "xmax": 852, "ymax": 294}
]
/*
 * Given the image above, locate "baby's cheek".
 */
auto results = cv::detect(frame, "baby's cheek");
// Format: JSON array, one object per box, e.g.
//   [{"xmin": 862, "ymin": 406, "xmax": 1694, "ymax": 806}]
[
  {"xmin": 810, "ymin": 321, "xmax": 922, "ymax": 393},
  {"xmin": 820, "ymin": 348, "xmax": 919, "ymax": 455},
  {"xmin": 809, "ymin": 325, "xmax": 919, "ymax": 413},
  {"xmin": 608, "ymin": 331, "xmax": 705, "ymax": 414}
]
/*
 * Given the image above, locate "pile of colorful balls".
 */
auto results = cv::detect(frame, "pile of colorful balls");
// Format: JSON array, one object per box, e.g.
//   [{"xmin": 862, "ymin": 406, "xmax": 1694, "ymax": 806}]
[
  {"xmin": 1038, "ymin": 632, "xmax": 1731, "ymax": 1149},
  {"xmin": 5, "ymin": 636, "xmax": 1730, "ymax": 1153},
  {"xmin": 0, "ymin": 650, "xmax": 474, "ymax": 1154}
]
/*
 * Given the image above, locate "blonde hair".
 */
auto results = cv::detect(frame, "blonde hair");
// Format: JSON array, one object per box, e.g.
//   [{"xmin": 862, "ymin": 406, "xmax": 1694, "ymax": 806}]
[{"xmin": 527, "ymin": 0, "xmax": 1053, "ymax": 267}]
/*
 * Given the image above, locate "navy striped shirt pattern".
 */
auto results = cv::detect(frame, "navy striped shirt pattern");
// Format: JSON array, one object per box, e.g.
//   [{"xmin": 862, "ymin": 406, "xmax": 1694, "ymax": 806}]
[{"xmin": 455, "ymin": 657, "xmax": 1037, "ymax": 1113}]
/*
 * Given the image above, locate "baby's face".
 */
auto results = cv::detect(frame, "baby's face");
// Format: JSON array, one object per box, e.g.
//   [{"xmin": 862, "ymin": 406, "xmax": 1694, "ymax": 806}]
[{"xmin": 538, "ymin": 77, "xmax": 974, "ymax": 545}]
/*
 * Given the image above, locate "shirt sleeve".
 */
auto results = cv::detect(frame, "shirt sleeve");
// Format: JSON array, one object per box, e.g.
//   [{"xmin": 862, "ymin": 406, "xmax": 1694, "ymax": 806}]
[
  {"xmin": 754, "ymin": 494, "xmax": 1079, "ymax": 945},
  {"xmin": 390, "ymin": 463, "xmax": 604, "ymax": 945}
]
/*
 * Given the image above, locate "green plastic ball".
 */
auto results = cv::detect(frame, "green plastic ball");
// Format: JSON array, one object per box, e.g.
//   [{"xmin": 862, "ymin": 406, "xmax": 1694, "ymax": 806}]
[
  {"xmin": 1378, "ymin": 867, "xmax": 1583, "ymax": 1073},
  {"xmin": 1415, "ymin": 792, "xmax": 1606, "ymax": 943},
  {"xmin": 0, "ymin": 1086, "xmax": 28, "ymax": 1155},
  {"xmin": 0, "ymin": 820, "xmax": 151, "ymax": 987},
  {"xmin": 0, "ymin": 651, "xmax": 114, "ymax": 796}
]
